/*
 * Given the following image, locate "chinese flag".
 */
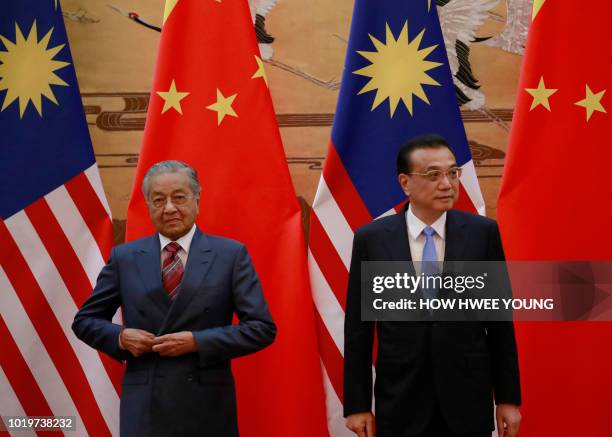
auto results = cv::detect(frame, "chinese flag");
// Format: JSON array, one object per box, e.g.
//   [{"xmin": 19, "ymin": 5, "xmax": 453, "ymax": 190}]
[
  {"xmin": 125, "ymin": 1, "xmax": 328, "ymax": 436},
  {"xmin": 498, "ymin": 1, "xmax": 612, "ymax": 436}
]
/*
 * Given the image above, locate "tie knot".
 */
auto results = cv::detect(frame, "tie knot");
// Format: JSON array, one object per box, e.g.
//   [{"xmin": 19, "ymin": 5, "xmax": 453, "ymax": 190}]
[
  {"xmin": 423, "ymin": 226, "xmax": 435, "ymax": 238},
  {"xmin": 164, "ymin": 242, "xmax": 180, "ymax": 254}
]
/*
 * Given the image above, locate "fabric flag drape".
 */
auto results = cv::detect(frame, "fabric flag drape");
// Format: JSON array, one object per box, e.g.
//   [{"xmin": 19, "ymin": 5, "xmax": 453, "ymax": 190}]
[
  {"xmin": 497, "ymin": 1, "xmax": 612, "ymax": 436},
  {"xmin": 125, "ymin": 1, "xmax": 328, "ymax": 436},
  {"xmin": 0, "ymin": 1, "xmax": 122, "ymax": 435},
  {"xmin": 307, "ymin": 1, "xmax": 484, "ymax": 434}
]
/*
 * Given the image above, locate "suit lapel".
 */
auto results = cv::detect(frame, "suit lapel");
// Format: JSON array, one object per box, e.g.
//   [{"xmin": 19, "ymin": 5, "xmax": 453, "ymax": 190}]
[
  {"xmin": 161, "ymin": 229, "xmax": 216, "ymax": 333},
  {"xmin": 134, "ymin": 235, "xmax": 172, "ymax": 315},
  {"xmin": 383, "ymin": 209, "xmax": 414, "ymax": 263},
  {"xmin": 444, "ymin": 210, "xmax": 467, "ymax": 262}
]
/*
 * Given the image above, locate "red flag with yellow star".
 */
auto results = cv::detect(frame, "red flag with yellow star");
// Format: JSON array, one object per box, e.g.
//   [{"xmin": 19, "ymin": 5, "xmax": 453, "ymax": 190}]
[
  {"xmin": 125, "ymin": 1, "xmax": 328, "ymax": 436},
  {"xmin": 498, "ymin": 1, "xmax": 611, "ymax": 436}
]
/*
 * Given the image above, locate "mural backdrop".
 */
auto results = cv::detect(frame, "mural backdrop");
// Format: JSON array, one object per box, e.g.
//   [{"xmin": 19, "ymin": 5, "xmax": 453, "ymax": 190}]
[{"xmin": 61, "ymin": 0, "xmax": 532, "ymax": 242}]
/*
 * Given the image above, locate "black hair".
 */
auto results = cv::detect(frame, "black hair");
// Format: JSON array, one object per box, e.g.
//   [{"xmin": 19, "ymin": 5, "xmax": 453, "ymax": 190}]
[{"xmin": 396, "ymin": 134, "xmax": 457, "ymax": 175}]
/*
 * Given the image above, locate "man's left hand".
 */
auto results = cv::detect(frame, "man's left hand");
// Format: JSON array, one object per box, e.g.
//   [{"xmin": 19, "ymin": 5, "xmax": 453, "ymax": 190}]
[
  {"xmin": 152, "ymin": 331, "xmax": 197, "ymax": 356},
  {"xmin": 496, "ymin": 403, "xmax": 521, "ymax": 437}
]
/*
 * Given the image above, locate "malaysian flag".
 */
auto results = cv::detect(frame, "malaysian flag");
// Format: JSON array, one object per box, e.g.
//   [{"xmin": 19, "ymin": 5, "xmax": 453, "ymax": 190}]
[
  {"xmin": 308, "ymin": 1, "xmax": 484, "ymax": 435},
  {"xmin": 0, "ymin": 1, "xmax": 122, "ymax": 435}
]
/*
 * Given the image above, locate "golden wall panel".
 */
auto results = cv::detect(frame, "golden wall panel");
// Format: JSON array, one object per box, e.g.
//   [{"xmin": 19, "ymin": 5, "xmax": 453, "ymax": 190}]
[{"xmin": 62, "ymin": 0, "xmax": 526, "ymax": 230}]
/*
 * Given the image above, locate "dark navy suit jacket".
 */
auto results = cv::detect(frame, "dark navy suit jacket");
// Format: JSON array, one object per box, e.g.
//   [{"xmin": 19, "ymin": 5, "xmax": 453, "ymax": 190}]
[
  {"xmin": 344, "ymin": 209, "xmax": 521, "ymax": 437},
  {"xmin": 73, "ymin": 228, "xmax": 276, "ymax": 437}
]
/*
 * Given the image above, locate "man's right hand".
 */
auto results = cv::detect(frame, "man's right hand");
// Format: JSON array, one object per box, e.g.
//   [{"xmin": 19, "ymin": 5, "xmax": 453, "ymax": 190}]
[
  {"xmin": 346, "ymin": 412, "xmax": 374, "ymax": 437},
  {"xmin": 119, "ymin": 328, "xmax": 156, "ymax": 357}
]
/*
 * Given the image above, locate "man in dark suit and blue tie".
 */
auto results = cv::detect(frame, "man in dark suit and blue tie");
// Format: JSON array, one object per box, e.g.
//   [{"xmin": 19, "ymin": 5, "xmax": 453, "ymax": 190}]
[
  {"xmin": 344, "ymin": 135, "xmax": 521, "ymax": 437},
  {"xmin": 73, "ymin": 160, "xmax": 276, "ymax": 437}
]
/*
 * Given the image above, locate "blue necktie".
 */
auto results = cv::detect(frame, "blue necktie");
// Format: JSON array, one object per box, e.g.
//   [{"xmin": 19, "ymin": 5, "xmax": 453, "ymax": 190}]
[{"xmin": 421, "ymin": 226, "xmax": 439, "ymax": 303}]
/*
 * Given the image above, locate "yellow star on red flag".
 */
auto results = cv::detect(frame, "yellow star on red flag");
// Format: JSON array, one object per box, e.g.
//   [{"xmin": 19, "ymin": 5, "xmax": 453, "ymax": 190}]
[
  {"xmin": 126, "ymin": 2, "xmax": 332, "ymax": 435},
  {"xmin": 163, "ymin": 0, "xmax": 179, "ymax": 25},
  {"xmin": 575, "ymin": 85, "xmax": 606, "ymax": 121},
  {"xmin": 206, "ymin": 88, "xmax": 238, "ymax": 125},
  {"xmin": 532, "ymin": 0, "xmax": 546, "ymax": 21},
  {"xmin": 525, "ymin": 76, "xmax": 557, "ymax": 111},
  {"xmin": 251, "ymin": 55, "xmax": 268, "ymax": 87},
  {"xmin": 156, "ymin": 80, "xmax": 190, "ymax": 114}
]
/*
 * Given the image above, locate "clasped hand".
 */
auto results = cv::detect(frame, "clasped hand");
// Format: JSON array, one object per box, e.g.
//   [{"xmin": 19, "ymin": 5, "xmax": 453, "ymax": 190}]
[
  {"xmin": 119, "ymin": 328, "xmax": 197, "ymax": 357},
  {"xmin": 346, "ymin": 412, "xmax": 374, "ymax": 437}
]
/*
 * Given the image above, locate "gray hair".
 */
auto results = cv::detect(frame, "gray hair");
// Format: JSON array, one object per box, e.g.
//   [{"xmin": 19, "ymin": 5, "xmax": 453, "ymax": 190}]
[{"xmin": 142, "ymin": 160, "xmax": 201, "ymax": 198}]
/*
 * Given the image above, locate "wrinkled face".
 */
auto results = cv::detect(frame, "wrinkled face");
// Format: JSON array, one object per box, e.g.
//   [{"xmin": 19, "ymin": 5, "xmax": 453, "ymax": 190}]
[
  {"xmin": 398, "ymin": 147, "xmax": 459, "ymax": 215},
  {"xmin": 146, "ymin": 172, "xmax": 199, "ymax": 240}
]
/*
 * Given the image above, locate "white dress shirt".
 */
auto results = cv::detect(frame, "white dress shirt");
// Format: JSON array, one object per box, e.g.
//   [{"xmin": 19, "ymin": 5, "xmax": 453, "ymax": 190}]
[
  {"xmin": 158, "ymin": 224, "xmax": 196, "ymax": 266},
  {"xmin": 405, "ymin": 204, "xmax": 446, "ymax": 263},
  {"xmin": 119, "ymin": 225, "xmax": 196, "ymax": 349}
]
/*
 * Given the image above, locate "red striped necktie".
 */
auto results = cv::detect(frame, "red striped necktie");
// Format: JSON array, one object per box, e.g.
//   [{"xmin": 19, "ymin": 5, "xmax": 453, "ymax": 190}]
[{"xmin": 162, "ymin": 242, "xmax": 184, "ymax": 299}]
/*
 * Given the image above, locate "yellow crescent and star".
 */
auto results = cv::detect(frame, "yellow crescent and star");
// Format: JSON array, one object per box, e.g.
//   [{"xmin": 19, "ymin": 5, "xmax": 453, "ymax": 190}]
[{"xmin": 0, "ymin": 20, "xmax": 69, "ymax": 118}]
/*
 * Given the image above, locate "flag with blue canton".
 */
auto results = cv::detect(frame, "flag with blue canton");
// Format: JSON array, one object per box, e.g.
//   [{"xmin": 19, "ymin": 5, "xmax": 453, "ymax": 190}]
[
  {"xmin": 308, "ymin": 1, "xmax": 485, "ymax": 434},
  {"xmin": 332, "ymin": 0, "xmax": 483, "ymax": 217},
  {"xmin": 0, "ymin": 2, "xmax": 121, "ymax": 434},
  {"xmin": 0, "ymin": 0, "xmax": 95, "ymax": 219}
]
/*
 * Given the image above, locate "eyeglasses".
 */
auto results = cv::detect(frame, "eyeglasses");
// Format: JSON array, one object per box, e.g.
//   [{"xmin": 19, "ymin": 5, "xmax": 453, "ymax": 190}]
[
  {"xmin": 148, "ymin": 194, "xmax": 195, "ymax": 209},
  {"xmin": 406, "ymin": 167, "xmax": 462, "ymax": 182}
]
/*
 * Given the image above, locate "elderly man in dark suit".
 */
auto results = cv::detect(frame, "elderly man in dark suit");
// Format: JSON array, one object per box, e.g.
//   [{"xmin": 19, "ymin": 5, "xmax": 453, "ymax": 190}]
[
  {"xmin": 73, "ymin": 160, "xmax": 276, "ymax": 437},
  {"xmin": 344, "ymin": 135, "xmax": 521, "ymax": 437}
]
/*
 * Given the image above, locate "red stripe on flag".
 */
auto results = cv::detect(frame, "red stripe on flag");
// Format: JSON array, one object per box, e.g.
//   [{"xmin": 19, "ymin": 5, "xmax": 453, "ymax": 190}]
[
  {"xmin": 0, "ymin": 221, "xmax": 111, "ymax": 436},
  {"xmin": 97, "ymin": 347, "xmax": 124, "ymax": 396},
  {"xmin": 394, "ymin": 199, "xmax": 408, "ymax": 213},
  {"xmin": 309, "ymin": 213, "xmax": 349, "ymax": 311},
  {"xmin": 454, "ymin": 182, "xmax": 477, "ymax": 214},
  {"xmin": 65, "ymin": 173, "xmax": 113, "ymax": 260},
  {"xmin": 323, "ymin": 142, "xmax": 372, "ymax": 230},
  {"xmin": 25, "ymin": 199, "xmax": 123, "ymax": 395},
  {"xmin": 309, "ymin": 210, "xmax": 348, "ymax": 311},
  {"xmin": 25, "ymin": 200, "xmax": 92, "ymax": 305},
  {"xmin": 0, "ymin": 317, "xmax": 61, "ymax": 437},
  {"xmin": 313, "ymin": 308, "xmax": 345, "ymax": 404}
]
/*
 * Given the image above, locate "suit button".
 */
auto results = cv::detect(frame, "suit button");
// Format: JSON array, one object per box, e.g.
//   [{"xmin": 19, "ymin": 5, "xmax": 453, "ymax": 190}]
[
  {"xmin": 204, "ymin": 307, "xmax": 210, "ymax": 313},
  {"xmin": 187, "ymin": 373, "xmax": 194, "ymax": 381}
]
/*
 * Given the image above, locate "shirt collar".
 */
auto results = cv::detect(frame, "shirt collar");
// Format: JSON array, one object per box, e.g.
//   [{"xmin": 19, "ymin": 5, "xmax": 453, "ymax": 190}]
[
  {"xmin": 406, "ymin": 204, "xmax": 446, "ymax": 241},
  {"xmin": 159, "ymin": 224, "xmax": 197, "ymax": 253}
]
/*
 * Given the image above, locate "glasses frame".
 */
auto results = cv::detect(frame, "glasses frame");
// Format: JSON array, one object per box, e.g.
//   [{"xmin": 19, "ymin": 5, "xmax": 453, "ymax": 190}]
[
  {"xmin": 147, "ymin": 194, "xmax": 196, "ymax": 209},
  {"xmin": 405, "ymin": 166, "xmax": 463, "ymax": 183}
]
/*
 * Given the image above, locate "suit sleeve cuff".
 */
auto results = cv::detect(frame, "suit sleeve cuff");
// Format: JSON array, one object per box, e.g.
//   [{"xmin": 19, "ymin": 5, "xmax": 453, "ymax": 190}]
[{"xmin": 105, "ymin": 323, "xmax": 128, "ymax": 361}]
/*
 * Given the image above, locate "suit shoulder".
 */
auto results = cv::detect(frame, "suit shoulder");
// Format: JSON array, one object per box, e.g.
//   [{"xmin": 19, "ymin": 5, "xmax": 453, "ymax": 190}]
[
  {"xmin": 204, "ymin": 233, "xmax": 246, "ymax": 252},
  {"xmin": 112, "ymin": 235, "xmax": 156, "ymax": 253},
  {"xmin": 355, "ymin": 213, "xmax": 399, "ymax": 238},
  {"xmin": 449, "ymin": 209, "xmax": 498, "ymax": 229}
]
